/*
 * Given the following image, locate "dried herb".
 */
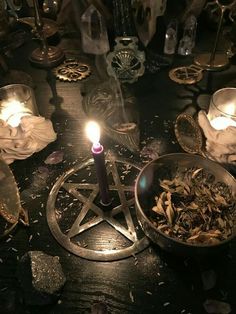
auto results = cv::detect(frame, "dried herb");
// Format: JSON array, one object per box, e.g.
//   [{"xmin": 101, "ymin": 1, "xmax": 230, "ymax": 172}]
[{"xmin": 151, "ymin": 167, "xmax": 235, "ymax": 244}]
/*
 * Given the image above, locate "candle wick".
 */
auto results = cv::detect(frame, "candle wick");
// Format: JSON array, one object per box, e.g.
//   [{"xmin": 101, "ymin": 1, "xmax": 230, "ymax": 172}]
[{"xmin": 92, "ymin": 142, "xmax": 103, "ymax": 154}]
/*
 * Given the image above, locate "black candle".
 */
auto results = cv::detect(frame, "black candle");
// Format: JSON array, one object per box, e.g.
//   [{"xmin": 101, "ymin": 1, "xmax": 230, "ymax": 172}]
[{"xmin": 86, "ymin": 121, "xmax": 111, "ymax": 206}]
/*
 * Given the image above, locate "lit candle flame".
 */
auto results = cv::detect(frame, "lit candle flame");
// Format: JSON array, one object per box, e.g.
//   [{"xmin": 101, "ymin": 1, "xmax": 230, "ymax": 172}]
[{"xmin": 85, "ymin": 121, "xmax": 100, "ymax": 145}]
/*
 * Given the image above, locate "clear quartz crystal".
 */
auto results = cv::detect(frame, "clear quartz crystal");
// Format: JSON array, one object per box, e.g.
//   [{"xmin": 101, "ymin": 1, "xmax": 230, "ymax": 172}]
[
  {"xmin": 178, "ymin": 15, "xmax": 197, "ymax": 56},
  {"xmin": 164, "ymin": 19, "xmax": 178, "ymax": 55},
  {"xmin": 81, "ymin": 4, "xmax": 110, "ymax": 55}
]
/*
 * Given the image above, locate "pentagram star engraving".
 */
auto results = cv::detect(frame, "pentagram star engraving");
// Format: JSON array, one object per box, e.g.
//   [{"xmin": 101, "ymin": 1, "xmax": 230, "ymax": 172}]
[
  {"xmin": 63, "ymin": 158, "xmax": 138, "ymax": 243},
  {"xmin": 46, "ymin": 154, "xmax": 149, "ymax": 261}
]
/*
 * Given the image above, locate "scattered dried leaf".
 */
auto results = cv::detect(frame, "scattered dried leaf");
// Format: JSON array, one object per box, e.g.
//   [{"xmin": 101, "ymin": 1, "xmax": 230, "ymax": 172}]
[
  {"xmin": 129, "ymin": 290, "xmax": 134, "ymax": 302},
  {"xmin": 44, "ymin": 151, "xmax": 64, "ymax": 165}
]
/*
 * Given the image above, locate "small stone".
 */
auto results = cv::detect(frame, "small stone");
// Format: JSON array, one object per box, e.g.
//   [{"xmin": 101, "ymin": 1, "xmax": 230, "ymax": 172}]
[
  {"xmin": 203, "ymin": 299, "xmax": 231, "ymax": 314},
  {"xmin": 201, "ymin": 270, "xmax": 217, "ymax": 290},
  {"xmin": 44, "ymin": 151, "xmax": 64, "ymax": 165},
  {"xmin": 17, "ymin": 251, "xmax": 66, "ymax": 305}
]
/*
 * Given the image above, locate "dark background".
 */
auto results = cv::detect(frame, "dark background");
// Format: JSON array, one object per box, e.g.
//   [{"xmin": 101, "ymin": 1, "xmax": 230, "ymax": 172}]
[{"xmin": 0, "ymin": 1, "xmax": 236, "ymax": 313}]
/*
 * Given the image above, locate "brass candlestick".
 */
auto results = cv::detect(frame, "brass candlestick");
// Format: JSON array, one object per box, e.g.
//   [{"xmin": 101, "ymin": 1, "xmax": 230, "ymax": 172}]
[
  {"xmin": 194, "ymin": 0, "xmax": 236, "ymax": 71},
  {"xmin": 29, "ymin": 0, "xmax": 64, "ymax": 68}
]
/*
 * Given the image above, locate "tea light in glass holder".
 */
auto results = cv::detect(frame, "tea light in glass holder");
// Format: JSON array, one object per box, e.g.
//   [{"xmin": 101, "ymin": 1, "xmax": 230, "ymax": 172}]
[
  {"xmin": 0, "ymin": 84, "xmax": 39, "ymax": 127},
  {"xmin": 208, "ymin": 88, "xmax": 236, "ymax": 130}
]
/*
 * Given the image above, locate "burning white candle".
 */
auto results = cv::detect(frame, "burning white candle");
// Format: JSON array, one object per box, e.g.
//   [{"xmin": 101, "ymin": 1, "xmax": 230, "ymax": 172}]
[
  {"xmin": 208, "ymin": 90, "xmax": 236, "ymax": 131},
  {"xmin": 85, "ymin": 121, "xmax": 111, "ymax": 206},
  {"xmin": 0, "ymin": 84, "xmax": 38, "ymax": 128},
  {"xmin": 0, "ymin": 99, "xmax": 32, "ymax": 127},
  {"xmin": 209, "ymin": 101, "xmax": 236, "ymax": 130},
  {"xmin": 210, "ymin": 116, "xmax": 236, "ymax": 130}
]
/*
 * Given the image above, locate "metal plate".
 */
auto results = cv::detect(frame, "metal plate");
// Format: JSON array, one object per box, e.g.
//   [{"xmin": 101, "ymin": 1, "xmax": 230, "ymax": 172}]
[
  {"xmin": 169, "ymin": 65, "xmax": 203, "ymax": 85},
  {"xmin": 0, "ymin": 158, "xmax": 21, "ymax": 237},
  {"xmin": 54, "ymin": 59, "xmax": 91, "ymax": 82},
  {"xmin": 194, "ymin": 53, "xmax": 229, "ymax": 71},
  {"xmin": 46, "ymin": 153, "xmax": 149, "ymax": 261}
]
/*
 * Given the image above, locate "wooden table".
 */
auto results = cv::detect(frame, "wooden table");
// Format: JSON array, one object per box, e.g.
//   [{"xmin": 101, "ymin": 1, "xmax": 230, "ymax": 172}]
[{"xmin": 0, "ymin": 22, "xmax": 236, "ymax": 314}]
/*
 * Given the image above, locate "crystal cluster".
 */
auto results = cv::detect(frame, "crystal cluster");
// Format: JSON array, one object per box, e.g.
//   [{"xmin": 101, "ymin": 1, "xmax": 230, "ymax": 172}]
[{"xmin": 17, "ymin": 251, "xmax": 66, "ymax": 305}]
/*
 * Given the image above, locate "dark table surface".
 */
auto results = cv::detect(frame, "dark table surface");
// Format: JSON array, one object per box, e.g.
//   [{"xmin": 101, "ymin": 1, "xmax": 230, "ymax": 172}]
[{"xmin": 0, "ymin": 17, "xmax": 236, "ymax": 314}]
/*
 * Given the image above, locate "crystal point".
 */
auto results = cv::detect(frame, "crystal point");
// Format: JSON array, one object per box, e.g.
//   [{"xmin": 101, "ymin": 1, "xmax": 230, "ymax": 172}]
[
  {"xmin": 81, "ymin": 4, "xmax": 110, "ymax": 55},
  {"xmin": 164, "ymin": 19, "xmax": 178, "ymax": 55},
  {"xmin": 178, "ymin": 15, "xmax": 197, "ymax": 56}
]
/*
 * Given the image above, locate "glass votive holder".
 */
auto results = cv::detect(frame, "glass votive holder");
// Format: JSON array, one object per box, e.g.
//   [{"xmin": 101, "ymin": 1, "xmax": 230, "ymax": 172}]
[
  {"xmin": 0, "ymin": 84, "xmax": 39, "ymax": 127},
  {"xmin": 208, "ymin": 87, "xmax": 236, "ymax": 130}
]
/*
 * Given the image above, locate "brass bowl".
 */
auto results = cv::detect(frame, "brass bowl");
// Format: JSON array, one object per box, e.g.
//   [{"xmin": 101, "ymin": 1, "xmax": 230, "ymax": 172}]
[{"xmin": 135, "ymin": 153, "xmax": 236, "ymax": 256}]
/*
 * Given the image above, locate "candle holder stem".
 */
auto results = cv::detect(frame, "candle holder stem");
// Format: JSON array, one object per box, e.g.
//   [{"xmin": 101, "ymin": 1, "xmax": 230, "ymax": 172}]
[
  {"xmin": 208, "ymin": 6, "xmax": 225, "ymax": 66},
  {"xmin": 194, "ymin": 0, "xmax": 236, "ymax": 71},
  {"xmin": 29, "ymin": 0, "xmax": 64, "ymax": 68}
]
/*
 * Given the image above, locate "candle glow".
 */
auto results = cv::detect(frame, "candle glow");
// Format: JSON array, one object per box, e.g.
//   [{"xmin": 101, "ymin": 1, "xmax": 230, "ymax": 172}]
[
  {"xmin": 210, "ymin": 116, "xmax": 236, "ymax": 130},
  {"xmin": 85, "ymin": 121, "xmax": 101, "ymax": 145},
  {"xmin": 225, "ymin": 102, "xmax": 236, "ymax": 116},
  {"xmin": 0, "ymin": 99, "xmax": 32, "ymax": 127}
]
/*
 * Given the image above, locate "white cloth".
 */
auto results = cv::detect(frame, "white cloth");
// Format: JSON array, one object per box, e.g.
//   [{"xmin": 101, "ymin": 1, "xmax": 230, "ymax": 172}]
[
  {"xmin": 0, "ymin": 116, "xmax": 57, "ymax": 164},
  {"xmin": 198, "ymin": 110, "xmax": 236, "ymax": 164}
]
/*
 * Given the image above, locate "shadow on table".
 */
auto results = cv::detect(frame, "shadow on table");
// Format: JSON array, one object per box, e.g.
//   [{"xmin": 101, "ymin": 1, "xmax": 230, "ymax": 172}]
[{"xmin": 151, "ymin": 242, "xmax": 233, "ymax": 302}]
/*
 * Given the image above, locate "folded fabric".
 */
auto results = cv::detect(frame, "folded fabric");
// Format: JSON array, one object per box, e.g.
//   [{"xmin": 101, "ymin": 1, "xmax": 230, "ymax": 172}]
[
  {"xmin": 0, "ymin": 116, "xmax": 57, "ymax": 164},
  {"xmin": 198, "ymin": 110, "xmax": 236, "ymax": 164}
]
